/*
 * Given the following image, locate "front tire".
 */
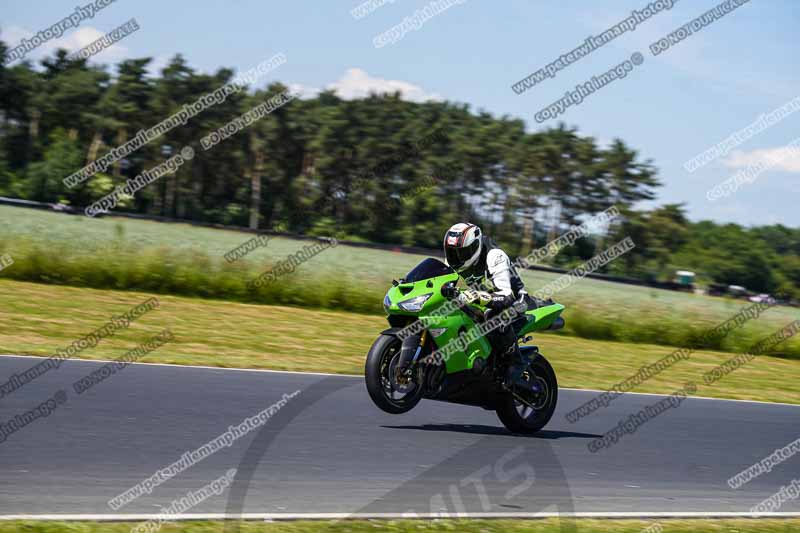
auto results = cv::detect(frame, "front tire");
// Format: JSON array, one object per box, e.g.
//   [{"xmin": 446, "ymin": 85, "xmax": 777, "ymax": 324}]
[
  {"xmin": 496, "ymin": 354, "xmax": 558, "ymax": 434},
  {"xmin": 365, "ymin": 334, "xmax": 423, "ymax": 414}
]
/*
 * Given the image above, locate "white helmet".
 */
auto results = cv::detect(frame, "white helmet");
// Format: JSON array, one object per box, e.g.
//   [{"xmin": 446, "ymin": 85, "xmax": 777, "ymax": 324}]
[{"xmin": 443, "ymin": 223, "xmax": 482, "ymax": 272}]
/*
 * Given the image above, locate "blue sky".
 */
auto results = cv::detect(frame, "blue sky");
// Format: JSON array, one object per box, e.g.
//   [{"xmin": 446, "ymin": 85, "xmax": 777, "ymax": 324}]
[{"xmin": 3, "ymin": 0, "xmax": 799, "ymax": 227}]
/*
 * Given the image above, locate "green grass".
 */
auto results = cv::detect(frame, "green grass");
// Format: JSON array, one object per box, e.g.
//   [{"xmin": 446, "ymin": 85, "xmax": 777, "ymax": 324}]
[
  {"xmin": 2, "ymin": 279, "xmax": 799, "ymax": 404},
  {"xmin": 1, "ymin": 519, "xmax": 798, "ymax": 532},
  {"xmin": 1, "ymin": 205, "xmax": 798, "ymax": 357}
]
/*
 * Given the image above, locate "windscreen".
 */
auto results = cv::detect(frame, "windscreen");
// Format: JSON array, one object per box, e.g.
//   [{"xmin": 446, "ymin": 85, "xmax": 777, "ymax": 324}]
[{"xmin": 403, "ymin": 258, "xmax": 454, "ymax": 283}]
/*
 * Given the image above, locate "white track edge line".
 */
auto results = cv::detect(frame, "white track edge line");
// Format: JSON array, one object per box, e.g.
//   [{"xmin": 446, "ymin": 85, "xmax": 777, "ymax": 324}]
[
  {"xmin": 1, "ymin": 354, "xmax": 798, "ymax": 407},
  {"xmin": 0, "ymin": 354, "xmax": 349, "ymax": 378},
  {"xmin": 1, "ymin": 511, "xmax": 799, "ymax": 521}
]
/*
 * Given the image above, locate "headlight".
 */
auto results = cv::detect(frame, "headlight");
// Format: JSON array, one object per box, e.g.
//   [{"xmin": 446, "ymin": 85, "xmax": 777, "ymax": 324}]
[
  {"xmin": 383, "ymin": 294, "xmax": 392, "ymax": 311},
  {"xmin": 397, "ymin": 293, "xmax": 432, "ymax": 312}
]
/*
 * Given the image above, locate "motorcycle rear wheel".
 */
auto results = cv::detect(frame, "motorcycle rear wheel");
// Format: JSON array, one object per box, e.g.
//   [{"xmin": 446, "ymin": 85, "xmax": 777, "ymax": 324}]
[{"xmin": 496, "ymin": 354, "xmax": 558, "ymax": 434}]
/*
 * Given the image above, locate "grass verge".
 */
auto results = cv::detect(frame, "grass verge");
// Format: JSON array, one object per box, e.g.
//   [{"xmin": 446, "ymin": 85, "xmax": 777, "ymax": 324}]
[
  {"xmin": 1, "ymin": 518, "xmax": 799, "ymax": 532},
  {"xmin": 1, "ymin": 279, "xmax": 798, "ymax": 404},
  {"xmin": 1, "ymin": 205, "xmax": 798, "ymax": 358}
]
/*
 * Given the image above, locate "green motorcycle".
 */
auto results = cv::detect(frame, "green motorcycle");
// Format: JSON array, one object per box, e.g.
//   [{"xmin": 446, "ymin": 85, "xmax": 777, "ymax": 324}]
[{"xmin": 365, "ymin": 257, "xmax": 565, "ymax": 434}]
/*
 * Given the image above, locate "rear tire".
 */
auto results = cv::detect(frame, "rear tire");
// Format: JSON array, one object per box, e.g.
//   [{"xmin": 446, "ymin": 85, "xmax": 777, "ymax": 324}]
[
  {"xmin": 496, "ymin": 354, "xmax": 558, "ymax": 434},
  {"xmin": 365, "ymin": 334, "xmax": 423, "ymax": 414}
]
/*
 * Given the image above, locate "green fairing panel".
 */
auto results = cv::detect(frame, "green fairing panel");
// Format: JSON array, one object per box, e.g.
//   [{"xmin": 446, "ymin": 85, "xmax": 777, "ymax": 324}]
[
  {"xmin": 517, "ymin": 303, "xmax": 565, "ymax": 337},
  {"xmin": 424, "ymin": 313, "xmax": 492, "ymax": 374}
]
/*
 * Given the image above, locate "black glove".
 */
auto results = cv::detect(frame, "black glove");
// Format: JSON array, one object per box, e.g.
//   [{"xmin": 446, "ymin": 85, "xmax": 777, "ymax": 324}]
[
  {"xmin": 440, "ymin": 283, "xmax": 458, "ymax": 299},
  {"xmin": 486, "ymin": 293, "xmax": 515, "ymax": 311}
]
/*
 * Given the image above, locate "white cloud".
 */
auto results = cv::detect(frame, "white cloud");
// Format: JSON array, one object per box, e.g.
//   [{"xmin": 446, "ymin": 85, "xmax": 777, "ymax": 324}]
[
  {"xmin": 2, "ymin": 26, "xmax": 32, "ymax": 48},
  {"xmin": 3, "ymin": 24, "xmax": 131, "ymax": 64},
  {"xmin": 288, "ymin": 68, "xmax": 443, "ymax": 102},
  {"xmin": 723, "ymin": 144, "xmax": 800, "ymax": 174},
  {"xmin": 288, "ymin": 82, "xmax": 322, "ymax": 99},
  {"xmin": 326, "ymin": 68, "xmax": 443, "ymax": 102},
  {"xmin": 145, "ymin": 54, "xmax": 171, "ymax": 77}
]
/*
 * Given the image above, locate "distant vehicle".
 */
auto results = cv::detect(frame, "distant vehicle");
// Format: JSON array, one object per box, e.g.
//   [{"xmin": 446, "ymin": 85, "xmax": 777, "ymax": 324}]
[
  {"xmin": 749, "ymin": 293, "xmax": 775, "ymax": 304},
  {"xmin": 706, "ymin": 283, "xmax": 752, "ymax": 299},
  {"xmin": 673, "ymin": 270, "xmax": 696, "ymax": 292},
  {"xmin": 50, "ymin": 203, "xmax": 76, "ymax": 214},
  {"xmin": 728, "ymin": 285, "xmax": 747, "ymax": 296}
]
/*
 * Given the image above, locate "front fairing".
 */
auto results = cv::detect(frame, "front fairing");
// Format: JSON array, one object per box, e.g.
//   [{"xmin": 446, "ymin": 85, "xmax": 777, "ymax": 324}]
[
  {"xmin": 384, "ymin": 271, "xmax": 458, "ymax": 317},
  {"xmin": 383, "ymin": 258, "xmax": 490, "ymax": 373}
]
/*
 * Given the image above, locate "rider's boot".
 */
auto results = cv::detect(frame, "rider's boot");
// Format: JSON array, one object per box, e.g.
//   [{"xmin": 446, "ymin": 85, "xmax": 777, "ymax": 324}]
[{"xmin": 503, "ymin": 342, "xmax": 531, "ymax": 390}]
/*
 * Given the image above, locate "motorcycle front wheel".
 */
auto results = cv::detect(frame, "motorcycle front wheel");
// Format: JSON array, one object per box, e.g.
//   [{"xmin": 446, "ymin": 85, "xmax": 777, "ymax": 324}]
[{"xmin": 365, "ymin": 334, "xmax": 424, "ymax": 414}]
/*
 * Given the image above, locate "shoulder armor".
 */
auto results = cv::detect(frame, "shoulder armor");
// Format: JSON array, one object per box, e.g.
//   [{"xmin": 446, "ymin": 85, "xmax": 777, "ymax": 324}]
[{"xmin": 486, "ymin": 248, "xmax": 511, "ymax": 274}]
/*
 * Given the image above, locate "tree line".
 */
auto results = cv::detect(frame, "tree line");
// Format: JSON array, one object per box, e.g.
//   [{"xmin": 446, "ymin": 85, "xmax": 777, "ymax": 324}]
[{"xmin": 0, "ymin": 43, "xmax": 798, "ymax": 297}]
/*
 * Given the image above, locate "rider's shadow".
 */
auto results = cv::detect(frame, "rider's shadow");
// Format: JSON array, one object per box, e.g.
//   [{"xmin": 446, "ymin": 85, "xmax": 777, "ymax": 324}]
[{"xmin": 382, "ymin": 423, "xmax": 601, "ymax": 439}]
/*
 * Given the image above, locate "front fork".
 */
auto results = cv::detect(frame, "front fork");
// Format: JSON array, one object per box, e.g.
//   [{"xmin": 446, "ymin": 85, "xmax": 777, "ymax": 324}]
[{"xmin": 397, "ymin": 330, "xmax": 427, "ymax": 375}]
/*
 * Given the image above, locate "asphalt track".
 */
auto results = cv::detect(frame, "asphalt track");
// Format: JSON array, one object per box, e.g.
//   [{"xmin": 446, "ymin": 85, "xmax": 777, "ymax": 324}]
[{"xmin": 0, "ymin": 355, "xmax": 798, "ymax": 518}]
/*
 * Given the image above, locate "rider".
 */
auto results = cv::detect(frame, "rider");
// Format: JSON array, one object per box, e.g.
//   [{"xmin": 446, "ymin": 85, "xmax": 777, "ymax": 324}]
[{"xmin": 442, "ymin": 222, "xmax": 534, "ymax": 389}]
